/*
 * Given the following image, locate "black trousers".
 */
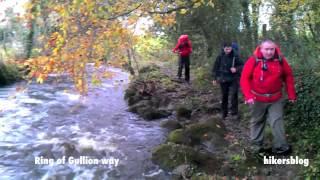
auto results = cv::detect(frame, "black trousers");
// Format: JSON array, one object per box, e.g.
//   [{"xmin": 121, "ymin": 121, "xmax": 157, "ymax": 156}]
[
  {"xmin": 177, "ymin": 56, "xmax": 190, "ymax": 82},
  {"xmin": 219, "ymin": 80, "xmax": 239, "ymax": 116}
]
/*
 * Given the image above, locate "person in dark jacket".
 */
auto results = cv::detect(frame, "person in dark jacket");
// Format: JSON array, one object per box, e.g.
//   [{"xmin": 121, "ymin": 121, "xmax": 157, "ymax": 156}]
[
  {"xmin": 173, "ymin": 34, "xmax": 192, "ymax": 82},
  {"xmin": 212, "ymin": 42, "xmax": 243, "ymax": 120}
]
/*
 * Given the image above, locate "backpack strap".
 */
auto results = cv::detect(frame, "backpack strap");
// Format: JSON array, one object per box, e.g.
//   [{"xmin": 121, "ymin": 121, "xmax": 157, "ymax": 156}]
[
  {"xmin": 253, "ymin": 55, "xmax": 284, "ymax": 81},
  {"xmin": 253, "ymin": 55, "xmax": 283, "ymax": 67},
  {"xmin": 278, "ymin": 55, "xmax": 283, "ymax": 64},
  {"xmin": 253, "ymin": 55, "xmax": 263, "ymax": 67},
  {"xmin": 232, "ymin": 56, "xmax": 235, "ymax": 67},
  {"xmin": 253, "ymin": 55, "xmax": 265, "ymax": 81}
]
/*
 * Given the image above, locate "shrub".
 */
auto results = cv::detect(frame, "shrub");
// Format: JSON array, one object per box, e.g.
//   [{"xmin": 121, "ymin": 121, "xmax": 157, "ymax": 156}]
[{"xmin": 285, "ymin": 67, "xmax": 320, "ymax": 176}]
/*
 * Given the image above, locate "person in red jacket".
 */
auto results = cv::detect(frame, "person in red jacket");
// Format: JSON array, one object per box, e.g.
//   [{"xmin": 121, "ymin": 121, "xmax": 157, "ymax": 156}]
[
  {"xmin": 173, "ymin": 34, "xmax": 192, "ymax": 82},
  {"xmin": 240, "ymin": 39, "xmax": 297, "ymax": 155}
]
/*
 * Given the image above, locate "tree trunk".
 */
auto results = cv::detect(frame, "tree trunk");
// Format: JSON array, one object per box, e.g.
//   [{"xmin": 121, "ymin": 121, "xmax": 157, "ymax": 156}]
[
  {"xmin": 240, "ymin": 0, "xmax": 254, "ymax": 52},
  {"xmin": 251, "ymin": 0, "xmax": 261, "ymax": 44},
  {"xmin": 262, "ymin": 24, "xmax": 267, "ymax": 38},
  {"xmin": 126, "ymin": 49, "xmax": 135, "ymax": 76},
  {"xmin": 25, "ymin": 1, "xmax": 37, "ymax": 59}
]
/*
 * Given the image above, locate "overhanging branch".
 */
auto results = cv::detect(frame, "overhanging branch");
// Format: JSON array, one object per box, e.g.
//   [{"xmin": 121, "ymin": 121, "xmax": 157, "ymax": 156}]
[
  {"xmin": 107, "ymin": 4, "xmax": 142, "ymax": 20},
  {"xmin": 147, "ymin": 1, "xmax": 200, "ymax": 15}
]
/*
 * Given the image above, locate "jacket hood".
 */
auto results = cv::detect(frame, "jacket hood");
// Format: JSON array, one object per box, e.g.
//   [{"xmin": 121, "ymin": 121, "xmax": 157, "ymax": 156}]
[
  {"xmin": 178, "ymin": 34, "xmax": 189, "ymax": 43},
  {"xmin": 253, "ymin": 44, "xmax": 283, "ymax": 59}
]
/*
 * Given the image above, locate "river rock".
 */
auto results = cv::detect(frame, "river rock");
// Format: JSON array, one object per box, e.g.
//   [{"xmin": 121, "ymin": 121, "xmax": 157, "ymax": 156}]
[{"xmin": 143, "ymin": 169, "xmax": 168, "ymax": 180}]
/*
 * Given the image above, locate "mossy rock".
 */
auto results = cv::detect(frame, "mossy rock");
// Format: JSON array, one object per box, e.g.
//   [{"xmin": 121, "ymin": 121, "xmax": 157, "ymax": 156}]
[
  {"xmin": 191, "ymin": 173, "xmax": 215, "ymax": 180},
  {"xmin": 167, "ymin": 129, "xmax": 189, "ymax": 144},
  {"xmin": 185, "ymin": 124, "xmax": 213, "ymax": 143},
  {"xmin": 138, "ymin": 65, "xmax": 160, "ymax": 74},
  {"xmin": 152, "ymin": 143, "xmax": 197, "ymax": 170},
  {"xmin": 160, "ymin": 119, "xmax": 182, "ymax": 130},
  {"xmin": 161, "ymin": 77, "xmax": 177, "ymax": 91},
  {"xmin": 201, "ymin": 116, "xmax": 226, "ymax": 134},
  {"xmin": 201, "ymin": 102, "xmax": 221, "ymax": 114},
  {"xmin": 185, "ymin": 117, "xmax": 226, "ymax": 144},
  {"xmin": 150, "ymin": 96, "xmax": 161, "ymax": 107},
  {"xmin": 124, "ymin": 88, "xmax": 137, "ymax": 100},
  {"xmin": 128, "ymin": 100, "xmax": 149, "ymax": 113},
  {"xmin": 176, "ymin": 105, "xmax": 192, "ymax": 119},
  {"xmin": 172, "ymin": 164, "xmax": 196, "ymax": 180},
  {"xmin": 186, "ymin": 150, "xmax": 223, "ymax": 176},
  {"xmin": 159, "ymin": 97, "xmax": 171, "ymax": 108},
  {"xmin": 137, "ymin": 107, "xmax": 171, "ymax": 120},
  {"xmin": 127, "ymin": 95, "xmax": 143, "ymax": 106}
]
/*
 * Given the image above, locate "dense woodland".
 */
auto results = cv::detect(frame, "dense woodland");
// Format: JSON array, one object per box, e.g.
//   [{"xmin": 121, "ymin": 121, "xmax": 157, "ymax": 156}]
[{"xmin": 0, "ymin": 0, "xmax": 319, "ymax": 176}]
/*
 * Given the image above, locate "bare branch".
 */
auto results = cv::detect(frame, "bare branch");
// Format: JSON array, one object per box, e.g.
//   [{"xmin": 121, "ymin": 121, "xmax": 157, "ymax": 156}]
[
  {"xmin": 107, "ymin": 4, "xmax": 142, "ymax": 20},
  {"xmin": 147, "ymin": 1, "xmax": 199, "ymax": 15}
]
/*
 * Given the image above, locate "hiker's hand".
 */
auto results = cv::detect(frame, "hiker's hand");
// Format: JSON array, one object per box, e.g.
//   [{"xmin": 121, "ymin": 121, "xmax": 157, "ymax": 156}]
[
  {"xmin": 230, "ymin": 67, "xmax": 237, "ymax": 73},
  {"xmin": 288, "ymin": 99, "xmax": 296, "ymax": 103},
  {"xmin": 212, "ymin": 80, "xmax": 217, "ymax": 86},
  {"xmin": 245, "ymin": 98, "xmax": 255, "ymax": 105}
]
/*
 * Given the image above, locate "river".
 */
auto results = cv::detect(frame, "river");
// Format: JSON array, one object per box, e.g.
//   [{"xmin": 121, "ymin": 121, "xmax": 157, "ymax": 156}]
[{"xmin": 0, "ymin": 67, "xmax": 169, "ymax": 179}]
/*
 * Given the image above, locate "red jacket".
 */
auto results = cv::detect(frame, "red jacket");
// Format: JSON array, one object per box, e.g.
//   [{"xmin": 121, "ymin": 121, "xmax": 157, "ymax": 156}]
[
  {"xmin": 240, "ymin": 46, "xmax": 297, "ymax": 103},
  {"xmin": 172, "ymin": 35, "xmax": 192, "ymax": 57}
]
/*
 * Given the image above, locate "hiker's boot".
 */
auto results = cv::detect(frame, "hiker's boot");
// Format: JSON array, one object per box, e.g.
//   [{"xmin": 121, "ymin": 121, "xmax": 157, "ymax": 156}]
[
  {"xmin": 273, "ymin": 145, "xmax": 292, "ymax": 156},
  {"xmin": 221, "ymin": 113, "xmax": 227, "ymax": 120},
  {"xmin": 230, "ymin": 113, "xmax": 240, "ymax": 121}
]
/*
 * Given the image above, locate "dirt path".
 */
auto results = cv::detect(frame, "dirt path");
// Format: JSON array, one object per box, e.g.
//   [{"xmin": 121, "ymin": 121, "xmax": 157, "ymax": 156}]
[{"xmin": 162, "ymin": 62, "xmax": 303, "ymax": 175}]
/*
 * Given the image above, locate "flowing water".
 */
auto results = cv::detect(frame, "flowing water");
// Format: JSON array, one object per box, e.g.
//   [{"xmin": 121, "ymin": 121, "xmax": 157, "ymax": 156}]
[{"xmin": 0, "ymin": 67, "xmax": 169, "ymax": 179}]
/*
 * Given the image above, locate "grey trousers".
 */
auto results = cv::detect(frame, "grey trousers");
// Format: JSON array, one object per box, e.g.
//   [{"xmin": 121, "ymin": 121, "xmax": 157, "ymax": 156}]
[{"xmin": 249, "ymin": 99, "xmax": 289, "ymax": 151}]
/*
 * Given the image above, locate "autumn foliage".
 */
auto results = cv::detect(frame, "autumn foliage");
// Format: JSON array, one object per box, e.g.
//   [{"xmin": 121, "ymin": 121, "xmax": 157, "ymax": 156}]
[{"xmin": 20, "ymin": 0, "xmax": 210, "ymax": 94}]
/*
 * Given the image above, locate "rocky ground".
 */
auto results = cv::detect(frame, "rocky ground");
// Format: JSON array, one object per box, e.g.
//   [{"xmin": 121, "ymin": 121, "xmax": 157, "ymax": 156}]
[{"xmin": 124, "ymin": 62, "xmax": 302, "ymax": 179}]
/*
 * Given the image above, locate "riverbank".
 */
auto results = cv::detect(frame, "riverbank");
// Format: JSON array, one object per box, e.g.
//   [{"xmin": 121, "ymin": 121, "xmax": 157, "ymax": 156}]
[
  {"xmin": 0, "ymin": 61, "xmax": 23, "ymax": 86},
  {"xmin": 124, "ymin": 62, "xmax": 302, "ymax": 178}
]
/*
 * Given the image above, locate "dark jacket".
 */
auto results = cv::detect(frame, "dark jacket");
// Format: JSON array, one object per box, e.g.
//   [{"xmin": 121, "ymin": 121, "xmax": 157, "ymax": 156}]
[{"xmin": 212, "ymin": 50, "xmax": 243, "ymax": 82}]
